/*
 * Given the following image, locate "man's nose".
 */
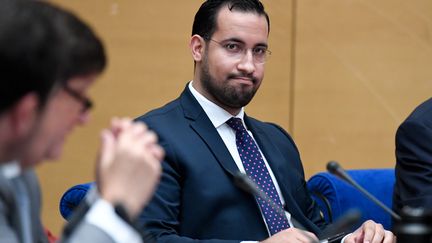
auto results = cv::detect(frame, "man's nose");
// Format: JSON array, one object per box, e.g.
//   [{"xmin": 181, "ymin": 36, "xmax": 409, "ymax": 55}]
[{"xmin": 236, "ymin": 50, "xmax": 256, "ymax": 74}]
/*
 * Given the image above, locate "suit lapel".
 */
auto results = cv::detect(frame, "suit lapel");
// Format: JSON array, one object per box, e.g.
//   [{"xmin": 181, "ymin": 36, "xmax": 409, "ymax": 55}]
[
  {"xmin": 0, "ymin": 170, "xmax": 29, "ymax": 242},
  {"xmin": 22, "ymin": 169, "xmax": 47, "ymax": 243},
  {"xmin": 0, "ymin": 171, "xmax": 15, "ymax": 208},
  {"xmin": 0, "ymin": 167, "xmax": 46, "ymax": 243},
  {"xmin": 180, "ymin": 87, "xmax": 239, "ymax": 177}
]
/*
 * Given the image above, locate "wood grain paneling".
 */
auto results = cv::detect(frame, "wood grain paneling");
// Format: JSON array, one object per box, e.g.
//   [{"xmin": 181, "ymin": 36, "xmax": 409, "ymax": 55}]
[{"xmin": 294, "ymin": 0, "xmax": 432, "ymax": 176}]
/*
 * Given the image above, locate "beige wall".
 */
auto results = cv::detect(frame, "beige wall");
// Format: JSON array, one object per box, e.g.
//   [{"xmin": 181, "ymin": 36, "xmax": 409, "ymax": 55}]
[
  {"xmin": 294, "ymin": 0, "xmax": 432, "ymax": 175},
  {"xmin": 36, "ymin": 0, "xmax": 432, "ymax": 236}
]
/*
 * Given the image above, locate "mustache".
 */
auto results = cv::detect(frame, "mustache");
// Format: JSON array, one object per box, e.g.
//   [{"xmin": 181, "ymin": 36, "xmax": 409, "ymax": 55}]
[{"xmin": 227, "ymin": 74, "xmax": 258, "ymax": 84}]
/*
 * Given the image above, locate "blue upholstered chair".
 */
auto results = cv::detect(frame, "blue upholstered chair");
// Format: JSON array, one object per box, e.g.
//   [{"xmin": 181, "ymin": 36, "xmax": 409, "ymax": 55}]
[
  {"xmin": 60, "ymin": 169, "xmax": 395, "ymax": 230},
  {"xmin": 307, "ymin": 169, "xmax": 395, "ymax": 230},
  {"xmin": 60, "ymin": 182, "xmax": 93, "ymax": 220}
]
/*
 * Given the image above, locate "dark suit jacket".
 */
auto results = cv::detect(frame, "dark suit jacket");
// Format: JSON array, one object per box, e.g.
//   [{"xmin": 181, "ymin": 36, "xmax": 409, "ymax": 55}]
[
  {"xmin": 136, "ymin": 86, "xmax": 326, "ymax": 243},
  {"xmin": 0, "ymin": 168, "xmax": 123, "ymax": 243},
  {"xmin": 394, "ymin": 98, "xmax": 432, "ymax": 213}
]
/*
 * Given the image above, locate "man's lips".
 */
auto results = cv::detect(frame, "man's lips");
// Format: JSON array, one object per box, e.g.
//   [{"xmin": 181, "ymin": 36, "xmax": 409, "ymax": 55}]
[{"xmin": 229, "ymin": 76, "xmax": 256, "ymax": 84}]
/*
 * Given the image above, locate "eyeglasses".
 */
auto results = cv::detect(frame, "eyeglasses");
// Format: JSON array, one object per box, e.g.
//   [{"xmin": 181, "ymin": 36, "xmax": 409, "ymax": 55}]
[
  {"xmin": 206, "ymin": 38, "xmax": 271, "ymax": 64},
  {"xmin": 62, "ymin": 85, "xmax": 93, "ymax": 113}
]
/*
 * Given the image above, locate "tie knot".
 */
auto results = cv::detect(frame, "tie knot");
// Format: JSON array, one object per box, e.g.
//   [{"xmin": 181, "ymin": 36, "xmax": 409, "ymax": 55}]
[{"xmin": 226, "ymin": 117, "xmax": 246, "ymax": 133}]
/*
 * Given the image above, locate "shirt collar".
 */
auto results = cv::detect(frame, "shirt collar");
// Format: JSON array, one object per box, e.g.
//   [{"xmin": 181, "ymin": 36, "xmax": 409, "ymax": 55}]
[
  {"xmin": 0, "ymin": 160, "xmax": 22, "ymax": 179},
  {"xmin": 188, "ymin": 81, "xmax": 245, "ymax": 128}
]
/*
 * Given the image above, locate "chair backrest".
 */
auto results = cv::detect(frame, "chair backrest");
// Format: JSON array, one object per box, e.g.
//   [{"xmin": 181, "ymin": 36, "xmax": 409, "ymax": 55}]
[
  {"xmin": 60, "ymin": 169, "xmax": 396, "ymax": 230},
  {"xmin": 59, "ymin": 182, "xmax": 93, "ymax": 220},
  {"xmin": 307, "ymin": 169, "xmax": 395, "ymax": 230}
]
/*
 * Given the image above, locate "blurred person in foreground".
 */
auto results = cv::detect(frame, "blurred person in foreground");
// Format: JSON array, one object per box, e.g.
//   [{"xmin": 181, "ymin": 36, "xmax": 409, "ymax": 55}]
[{"xmin": 0, "ymin": 0, "xmax": 163, "ymax": 242}]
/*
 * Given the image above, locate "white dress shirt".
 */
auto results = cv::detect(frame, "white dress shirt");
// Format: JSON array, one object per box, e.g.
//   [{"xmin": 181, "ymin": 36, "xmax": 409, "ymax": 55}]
[
  {"xmin": 85, "ymin": 196, "xmax": 142, "ymax": 243},
  {"xmin": 189, "ymin": 82, "xmax": 350, "ymax": 243},
  {"xmin": 188, "ymin": 81, "xmax": 294, "ymax": 242}
]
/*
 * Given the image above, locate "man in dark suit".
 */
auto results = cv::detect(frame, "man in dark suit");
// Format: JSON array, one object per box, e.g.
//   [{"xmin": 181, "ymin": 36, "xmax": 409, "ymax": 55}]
[
  {"xmin": 393, "ymin": 98, "xmax": 432, "ymax": 213},
  {"xmin": 0, "ymin": 1, "xmax": 163, "ymax": 242},
  {"xmin": 137, "ymin": 0, "xmax": 394, "ymax": 242}
]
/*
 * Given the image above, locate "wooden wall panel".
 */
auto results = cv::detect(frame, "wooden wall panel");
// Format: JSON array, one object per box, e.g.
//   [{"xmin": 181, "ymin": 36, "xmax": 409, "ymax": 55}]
[
  {"xmin": 294, "ymin": 0, "xmax": 432, "ymax": 176},
  {"xmin": 36, "ymin": 0, "xmax": 293, "ymax": 235}
]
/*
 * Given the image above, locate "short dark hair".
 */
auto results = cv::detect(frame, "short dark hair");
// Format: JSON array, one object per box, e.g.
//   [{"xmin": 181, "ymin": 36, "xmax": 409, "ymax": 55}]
[
  {"xmin": 0, "ymin": 0, "xmax": 106, "ymax": 114},
  {"xmin": 192, "ymin": 0, "xmax": 270, "ymax": 39}
]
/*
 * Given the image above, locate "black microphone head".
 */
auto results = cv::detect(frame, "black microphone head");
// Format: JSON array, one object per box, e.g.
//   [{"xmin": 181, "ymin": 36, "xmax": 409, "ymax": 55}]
[
  {"xmin": 327, "ymin": 161, "xmax": 341, "ymax": 174},
  {"xmin": 234, "ymin": 172, "xmax": 258, "ymax": 195}
]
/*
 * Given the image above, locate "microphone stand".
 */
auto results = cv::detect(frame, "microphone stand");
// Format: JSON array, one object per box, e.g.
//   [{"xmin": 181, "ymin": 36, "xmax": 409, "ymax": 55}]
[
  {"xmin": 234, "ymin": 172, "xmax": 360, "ymax": 243},
  {"xmin": 326, "ymin": 161, "xmax": 401, "ymax": 222}
]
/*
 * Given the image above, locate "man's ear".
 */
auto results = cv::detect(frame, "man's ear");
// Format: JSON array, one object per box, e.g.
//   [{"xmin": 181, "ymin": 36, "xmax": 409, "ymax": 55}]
[
  {"xmin": 190, "ymin": 34, "xmax": 206, "ymax": 62},
  {"xmin": 10, "ymin": 93, "xmax": 40, "ymax": 136}
]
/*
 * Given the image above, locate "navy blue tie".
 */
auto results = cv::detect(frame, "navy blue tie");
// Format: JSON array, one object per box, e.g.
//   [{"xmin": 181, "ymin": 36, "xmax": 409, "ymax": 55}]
[{"xmin": 226, "ymin": 117, "xmax": 289, "ymax": 235}]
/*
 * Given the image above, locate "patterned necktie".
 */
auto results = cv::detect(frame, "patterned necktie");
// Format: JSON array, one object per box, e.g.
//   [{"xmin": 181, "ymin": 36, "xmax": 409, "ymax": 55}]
[{"xmin": 226, "ymin": 117, "xmax": 289, "ymax": 235}]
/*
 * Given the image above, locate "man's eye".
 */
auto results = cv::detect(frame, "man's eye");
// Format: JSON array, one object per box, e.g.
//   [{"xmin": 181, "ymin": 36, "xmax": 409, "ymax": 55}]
[
  {"xmin": 253, "ymin": 47, "xmax": 267, "ymax": 55},
  {"xmin": 224, "ymin": 43, "xmax": 241, "ymax": 51}
]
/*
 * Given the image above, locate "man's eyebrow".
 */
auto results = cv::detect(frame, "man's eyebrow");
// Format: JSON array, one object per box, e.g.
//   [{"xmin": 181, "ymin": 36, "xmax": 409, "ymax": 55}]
[
  {"xmin": 255, "ymin": 43, "xmax": 268, "ymax": 48},
  {"xmin": 219, "ymin": 37, "xmax": 244, "ymax": 44},
  {"xmin": 221, "ymin": 38, "xmax": 268, "ymax": 48}
]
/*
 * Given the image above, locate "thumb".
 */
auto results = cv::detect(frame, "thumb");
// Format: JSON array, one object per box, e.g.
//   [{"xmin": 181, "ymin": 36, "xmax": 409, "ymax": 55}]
[{"xmin": 98, "ymin": 129, "xmax": 115, "ymax": 171}]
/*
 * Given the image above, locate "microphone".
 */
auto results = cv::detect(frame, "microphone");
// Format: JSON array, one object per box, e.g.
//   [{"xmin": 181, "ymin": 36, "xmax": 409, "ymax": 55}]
[
  {"xmin": 326, "ymin": 161, "xmax": 401, "ymax": 222},
  {"xmin": 234, "ymin": 172, "xmax": 319, "ymax": 243},
  {"xmin": 318, "ymin": 209, "xmax": 360, "ymax": 240},
  {"xmin": 234, "ymin": 172, "xmax": 308, "ymax": 231},
  {"xmin": 234, "ymin": 172, "xmax": 360, "ymax": 243}
]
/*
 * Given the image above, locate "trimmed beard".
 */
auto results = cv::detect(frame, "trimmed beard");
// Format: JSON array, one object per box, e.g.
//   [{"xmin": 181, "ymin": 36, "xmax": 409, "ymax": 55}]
[{"xmin": 200, "ymin": 51, "xmax": 259, "ymax": 109}]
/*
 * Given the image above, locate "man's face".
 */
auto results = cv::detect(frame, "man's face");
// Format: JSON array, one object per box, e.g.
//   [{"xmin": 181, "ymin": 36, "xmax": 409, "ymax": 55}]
[
  {"xmin": 194, "ymin": 8, "xmax": 269, "ymax": 114},
  {"xmin": 21, "ymin": 74, "xmax": 97, "ymax": 167}
]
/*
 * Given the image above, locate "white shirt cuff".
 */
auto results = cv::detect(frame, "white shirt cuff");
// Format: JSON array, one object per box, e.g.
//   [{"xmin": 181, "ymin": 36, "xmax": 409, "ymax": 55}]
[
  {"xmin": 85, "ymin": 199, "xmax": 142, "ymax": 243},
  {"xmin": 340, "ymin": 233, "xmax": 350, "ymax": 243},
  {"xmin": 241, "ymin": 241, "xmax": 259, "ymax": 243}
]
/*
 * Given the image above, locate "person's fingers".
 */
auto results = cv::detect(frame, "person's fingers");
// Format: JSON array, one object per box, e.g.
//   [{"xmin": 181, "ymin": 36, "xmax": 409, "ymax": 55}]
[
  {"xmin": 150, "ymin": 144, "xmax": 165, "ymax": 161},
  {"xmin": 116, "ymin": 122, "xmax": 151, "ymax": 147},
  {"xmin": 370, "ymin": 223, "xmax": 384, "ymax": 243},
  {"xmin": 303, "ymin": 230, "xmax": 319, "ymax": 242},
  {"xmin": 288, "ymin": 228, "xmax": 319, "ymax": 243},
  {"xmin": 382, "ymin": 230, "xmax": 395, "ymax": 243},
  {"xmin": 361, "ymin": 220, "xmax": 377, "ymax": 243},
  {"xmin": 111, "ymin": 117, "xmax": 134, "ymax": 138},
  {"xmin": 142, "ymin": 130, "xmax": 158, "ymax": 145},
  {"xmin": 345, "ymin": 226, "xmax": 364, "ymax": 243},
  {"xmin": 98, "ymin": 129, "xmax": 115, "ymax": 168}
]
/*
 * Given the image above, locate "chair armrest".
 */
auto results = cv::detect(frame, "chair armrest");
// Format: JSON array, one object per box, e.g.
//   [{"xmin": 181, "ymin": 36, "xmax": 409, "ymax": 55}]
[{"xmin": 307, "ymin": 169, "xmax": 395, "ymax": 230}]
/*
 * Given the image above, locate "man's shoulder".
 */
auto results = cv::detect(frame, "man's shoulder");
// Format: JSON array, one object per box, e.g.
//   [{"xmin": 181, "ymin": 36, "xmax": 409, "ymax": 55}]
[
  {"xmin": 136, "ymin": 98, "xmax": 182, "ymax": 123},
  {"xmin": 404, "ymin": 97, "xmax": 432, "ymax": 124},
  {"xmin": 247, "ymin": 116, "xmax": 287, "ymax": 133},
  {"xmin": 396, "ymin": 98, "xmax": 432, "ymax": 146},
  {"xmin": 246, "ymin": 116, "xmax": 296, "ymax": 143}
]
